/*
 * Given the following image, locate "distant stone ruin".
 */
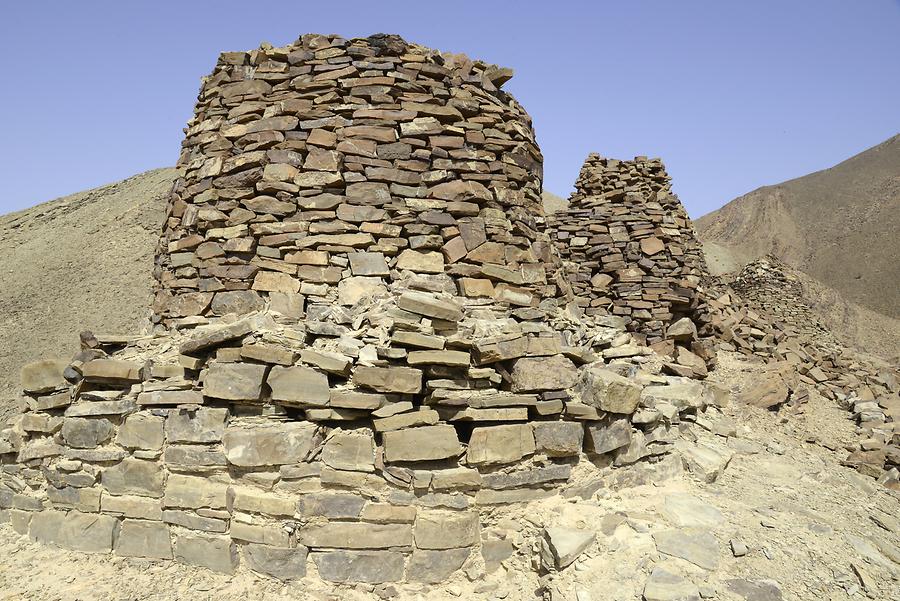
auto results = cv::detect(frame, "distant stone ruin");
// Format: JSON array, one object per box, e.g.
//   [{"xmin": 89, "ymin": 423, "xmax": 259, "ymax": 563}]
[{"xmin": 3, "ymin": 32, "xmax": 895, "ymax": 589}]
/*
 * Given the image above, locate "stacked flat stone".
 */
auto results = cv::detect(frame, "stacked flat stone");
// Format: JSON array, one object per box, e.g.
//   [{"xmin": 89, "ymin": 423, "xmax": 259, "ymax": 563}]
[
  {"xmin": 0, "ymin": 34, "xmax": 726, "ymax": 585},
  {"xmin": 152, "ymin": 32, "xmax": 548, "ymax": 325},
  {"xmin": 549, "ymin": 155, "xmax": 709, "ymax": 345},
  {"xmin": 727, "ymin": 256, "xmax": 839, "ymax": 349}
]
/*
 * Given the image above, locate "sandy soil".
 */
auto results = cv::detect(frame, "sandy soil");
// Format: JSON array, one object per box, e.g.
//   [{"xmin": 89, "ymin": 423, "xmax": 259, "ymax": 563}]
[{"xmin": 0, "ymin": 168, "xmax": 175, "ymax": 423}]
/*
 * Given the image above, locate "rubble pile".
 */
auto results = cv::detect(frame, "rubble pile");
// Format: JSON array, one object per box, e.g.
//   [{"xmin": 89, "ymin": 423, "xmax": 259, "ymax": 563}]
[
  {"xmin": 0, "ymin": 34, "xmax": 725, "ymax": 585},
  {"xmin": 704, "ymin": 260, "xmax": 899, "ymax": 487}
]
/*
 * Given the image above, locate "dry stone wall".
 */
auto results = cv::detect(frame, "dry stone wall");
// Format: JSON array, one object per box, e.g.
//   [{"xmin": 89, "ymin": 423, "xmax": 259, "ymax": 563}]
[
  {"xmin": 549, "ymin": 155, "xmax": 709, "ymax": 348},
  {"xmin": 152, "ymin": 32, "xmax": 548, "ymax": 326},
  {"xmin": 1, "ymin": 34, "xmax": 729, "ymax": 585}
]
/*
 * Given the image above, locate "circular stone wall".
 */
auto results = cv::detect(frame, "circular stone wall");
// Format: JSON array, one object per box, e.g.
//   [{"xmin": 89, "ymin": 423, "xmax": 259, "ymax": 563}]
[{"xmin": 152, "ymin": 33, "xmax": 548, "ymax": 326}]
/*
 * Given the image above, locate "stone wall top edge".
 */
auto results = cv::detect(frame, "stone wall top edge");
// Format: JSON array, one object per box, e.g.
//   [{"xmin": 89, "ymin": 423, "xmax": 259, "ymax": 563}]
[{"xmin": 209, "ymin": 32, "xmax": 516, "ymax": 89}]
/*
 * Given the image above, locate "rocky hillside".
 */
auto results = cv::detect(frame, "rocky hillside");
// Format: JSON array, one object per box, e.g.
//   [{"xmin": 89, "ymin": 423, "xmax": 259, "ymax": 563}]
[
  {"xmin": 696, "ymin": 134, "xmax": 900, "ymax": 319},
  {"xmin": 0, "ymin": 168, "xmax": 175, "ymax": 421},
  {"xmin": 541, "ymin": 190, "xmax": 568, "ymax": 214}
]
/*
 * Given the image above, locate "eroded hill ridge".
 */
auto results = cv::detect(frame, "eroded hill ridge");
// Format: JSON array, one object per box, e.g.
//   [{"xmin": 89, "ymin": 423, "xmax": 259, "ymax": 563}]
[
  {"xmin": 696, "ymin": 133, "xmax": 900, "ymax": 319},
  {"xmin": 1, "ymin": 33, "xmax": 898, "ymax": 596}
]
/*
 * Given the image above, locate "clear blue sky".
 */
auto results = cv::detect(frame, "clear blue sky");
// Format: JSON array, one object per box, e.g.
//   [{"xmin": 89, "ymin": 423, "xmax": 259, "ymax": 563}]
[{"xmin": 1, "ymin": 1, "xmax": 898, "ymax": 217}]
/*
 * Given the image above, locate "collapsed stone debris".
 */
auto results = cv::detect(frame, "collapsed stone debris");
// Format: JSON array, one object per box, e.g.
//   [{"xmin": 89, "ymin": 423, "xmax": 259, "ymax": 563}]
[{"xmin": 704, "ymin": 258, "xmax": 899, "ymax": 481}]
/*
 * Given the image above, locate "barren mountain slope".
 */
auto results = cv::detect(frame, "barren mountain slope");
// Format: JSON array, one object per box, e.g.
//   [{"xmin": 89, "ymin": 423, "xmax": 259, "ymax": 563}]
[
  {"xmin": 0, "ymin": 168, "xmax": 175, "ymax": 422},
  {"xmin": 789, "ymin": 265, "xmax": 900, "ymax": 362},
  {"xmin": 541, "ymin": 190, "xmax": 569, "ymax": 214},
  {"xmin": 696, "ymin": 133, "xmax": 900, "ymax": 318}
]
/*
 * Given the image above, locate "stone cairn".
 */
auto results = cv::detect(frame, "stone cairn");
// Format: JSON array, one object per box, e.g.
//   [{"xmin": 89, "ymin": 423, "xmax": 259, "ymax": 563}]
[
  {"xmin": 726, "ymin": 256, "xmax": 839, "ymax": 349},
  {"xmin": 1, "ymin": 34, "xmax": 727, "ymax": 584},
  {"xmin": 549, "ymin": 154, "xmax": 714, "ymax": 378}
]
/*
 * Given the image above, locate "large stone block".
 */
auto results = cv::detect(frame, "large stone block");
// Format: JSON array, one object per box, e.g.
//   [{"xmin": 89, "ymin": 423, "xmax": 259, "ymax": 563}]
[
  {"xmin": 653, "ymin": 528, "xmax": 719, "ymax": 570},
  {"xmin": 509, "ymin": 355, "xmax": 578, "ymax": 392},
  {"xmin": 162, "ymin": 509, "xmax": 227, "ymax": 533},
  {"xmin": 117, "ymin": 413, "xmax": 165, "ymax": 450},
  {"xmin": 30, "ymin": 510, "xmax": 118, "ymax": 553},
  {"xmin": 136, "ymin": 390, "xmax": 204, "ymax": 407},
  {"xmin": 175, "ymin": 533, "xmax": 238, "ymax": 574},
  {"xmin": 348, "ymin": 251, "xmax": 390, "ymax": 276},
  {"xmin": 165, "ymin": 407, "xmax": 228, "ymax": 443},
  {"xmin": 163, "ymin": 445, "xmax": 228, "ymax": 468},
  {"xmin": 210, "ymin": 290, "xmax": 265, "ymax": 316},
  {"xmin": 395, "ymin": 249, "xmax": 445, "ymax": 273},
  {"xmin": 202, "ymin": 362, "xmax": 267, "ymax": 401},
  {"xmin": 61, "ymin": 417, "xmax": 114, "ymax": 449},
  {"xmin": 578, "ymin": 367, "xmax": 642, "ymax": 414},
  {"xmin": 298, "ymin": 493, "xmax": 366, "ymax": 519},
  {"xmin": 472, "ymin": 336, "xmax": 528, "ymax": 364},
  {"xmin": 585, "ymin": 417, "xmax": 633, "ymax": 455},
  {"xmin": 406, "ymin": 350, "xmax": 471, "ymax": 367},
  {"xmin": 299, "ymin": 522, "xmax": 412, "ymax": 549},
  {"xmin": 267, "ymin": 365, "xmax": 330, "ymax": 406},
  {"xmin": 231, "ymin": 522, "xmax": 291, "ymax": 546},
  {"xmin": 338, "ymin": 276, "xmax": 387, "ymax": 305},
  {"xmin": 5, "ymin": 510, "xmax": 28, "ymax": 534},
  {"xmin": 115, "ymin": 519, "xmax": 173, "ymax": 559},
  {"xmin": 100, "ymin": 493, "xmax": 163, "ymax": 520},
  {"xmin": 312, "ymin": 551, "xmax": 406, "ymax": 583},
  {"xmin": 353, "ymin": 366, "xmax": 422, "ymax": 394},
  {"xmin": 542, "ymin": 527, "xmax": 595, "ymax": 569},
  {"xmin": 27, "ymin": 509, "xmax": 65, "ymax": 544},
  {"xmin": 81, "ymin": 359, "xmax": 142, "ymax": 383},
  {"xmin": 21, "ymin": 359, "xmax": 69, "ymax": 393},
  {"xmin": 179, "ymin": 319, "xmax": 254, "ymax": 355},
  {"xmin": 101, "ymin": 458, "xmax": 165, "ymax": 498},
  {"xmin": 414, "ymin": 511, "xmax": 480, "ymax": 549},
  {"xmin": 321, "ymin": 429, "xmax": 375, "ymax": 472},
  {"xmin": 533, "ymin": 422, "xmax": 584, "ymax": 457},
  {"xmin": 408, "ymin": 548, "xmax": 471, "ymax": 583},
  {"xmin": 47, "ymin": 486, "xmax": 101, "ymax": 512},
  {"xmin": 382, "ymin": 425, "xmax": 461, "ymax": 462},
  {"xmin": 641, "ymin": 379, "xmax": 706, "ymax": 411},
  {"xmin": 163, "ymin": 474, "xmax": 228, "ymax": 509},
  {"xmin": 17, "ymin": 439, "xmax": 64, "ymax": 462},
  {"xmin": 229, "ymin": 487, "xmax": 296, "ymax": 517},
  {"xmin": 223, "ymin": 421, "xmax": 318, "ymax": 467},
  {"xmin": 244, "ymin": 544, "xmax": 308, "ymax": 580},
  {"xmin": 467, "ymin": 424, "xmax": 535, "ymax": 465},
  {"xmin": 397, "ymin": 291, "xmax": 463, "ymax": 321},
  {"xmin": 481, "ymin": 464, "xmax": 572, "ymax": 490},
  {"xmin": 64, "ymin": 398, "xmax": 135, "ymax": 417}
]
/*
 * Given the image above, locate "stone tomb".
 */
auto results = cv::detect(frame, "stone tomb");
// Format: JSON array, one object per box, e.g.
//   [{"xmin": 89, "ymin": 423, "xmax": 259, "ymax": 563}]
[{"xmin": 0, "ymin": 34, "xmax": 724, "ymax": 585}]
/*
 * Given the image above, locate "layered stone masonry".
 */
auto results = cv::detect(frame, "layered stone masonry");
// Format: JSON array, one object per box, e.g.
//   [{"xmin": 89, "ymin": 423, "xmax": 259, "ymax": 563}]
[
  {"xmin": 727, "ymin": 256, "xmax": 839, "ymax": 349},
  {"xmin": 152, "ymin": 32, "xmax": 548, "ymax": 326},
  {"xmin": 549, "ymin": 155, "xmax": 709, "ymax": 346},
  {"xmin": 0, "ymin": 33, "xmax": 729, "ymax": 585},
  {"xmin": 1, "ymin": 318, "xmax": 726, "ymax": 582}
]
